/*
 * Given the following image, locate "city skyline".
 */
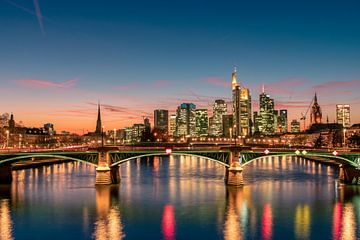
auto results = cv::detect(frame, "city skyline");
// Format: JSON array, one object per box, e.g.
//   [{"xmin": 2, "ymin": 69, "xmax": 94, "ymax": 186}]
[{"xmin": 0, "ymin": 1, "xmax": 359, "ymax": 133}]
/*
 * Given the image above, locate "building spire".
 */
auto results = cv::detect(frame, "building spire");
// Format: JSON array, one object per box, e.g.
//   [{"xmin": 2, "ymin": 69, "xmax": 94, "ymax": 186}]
[
  {"xmin": 231, "ymin": 65, "xmax": 237, "ymax": 90},
  {"xmin": 262, "ymin": 84, "xmax": 265, "ymax": 93},
  {"xmin": 314, "ymin": 92, "xmax": 318, "ymax": 103},
  {"xmin": 95, "ymin": 101, "xmax": 102, "ymax": 134}
]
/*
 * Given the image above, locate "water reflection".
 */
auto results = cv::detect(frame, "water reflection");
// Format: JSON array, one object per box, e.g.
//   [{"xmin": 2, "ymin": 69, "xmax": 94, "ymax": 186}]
[
  {"xmin": 0, "ymin": 185, "xmax": 13, "ymax": 240},
  {"xmin": 294, "ymin": 205, "xmax": 310, "ymax": 239},
  {"xmin": 93, "ymin": 186, "xmax": 124, "ymax": 240},
  {"xmin": 162, "ymin": 204, "xmax": 175, "ymax": 240}
]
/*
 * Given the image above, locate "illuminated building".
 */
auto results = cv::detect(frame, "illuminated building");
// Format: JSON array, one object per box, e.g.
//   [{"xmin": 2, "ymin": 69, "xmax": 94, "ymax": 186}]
[
  {"xmin": 279, "ymin": 110, "xmax": 288, "ymax": 133},
  {"xmin": 232, "ymin": 66, "xmax": 252, "ymax": 137},
  {"xmin": 131, "ymin": 124, "xmax": 145, "ymax": 142},
  {"xmin": 95, "ymin": 102, "xmax": 102, "ymax": 135},
  {"xmin": 310, "ymin": 93, "xmax": 322, "ymax": 124},
  {"xmin": 154, "ymin": 109, "xmax": 169, "ymax": 135},
  {"xmin": 176, "ymin": 103, "xmax": 196, "ymax": 137},
  {"xmin": 195, "ymin": 109, "xmax": 208, "ymax": 136},
  {"xmin": 222, "ymin": 114, "xmax": 233, "ymax": 137},
  {"xmin": 336, "ymin": 104, "xmax": 350, "ymax": 127},
  {"xmin": 291, "ymin": 119, "xmax": 301, "ymax": 133},
  {"xmin": 44, "ymin": 123, "xmax": 55, "ymax": 135},
  {"xmin": 210, "ymin": 99, "xmax": 227, "ymax": 136},
  {"xmin": 169, "ymin": 114, "xmax": 176, "ymax": 136},
  {"xmin": 258, "ymin": 88, "xmax": 275, "ymax": 135},
  {"xmin": 253, "ymin": 111, "xmax": 260, "ymax": 133}
]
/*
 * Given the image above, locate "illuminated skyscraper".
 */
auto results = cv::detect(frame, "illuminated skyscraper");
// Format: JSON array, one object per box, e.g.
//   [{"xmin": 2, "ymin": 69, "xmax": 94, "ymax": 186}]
[
  {"xmin": 279, "ymin": 109, "xmax": 288, "ymax": 133},
  {"xmin": 154, "ymin": 109, "xmax": 169, "ymax": 134},
  {"xmin": 176, "ymin": 103, "xmax": 196, "ymax": 137},
  {"xmin": 336, "ymin": 104, "xmax": 350, "ymax": 127},
  {"xmin": 310, "ymin": 93, "xmax": 322, "ymax": 124},
  {"xmin": 258, "ymin": 89, "xmax": 275, "ymax": 135},
  {"xmin": 169, "ymin": 114, "xmax": 176, "ymax": 136},
  {"xmin": 195, "ymin": 109, "xmax": 208, "ymax": 136},
  {"xmin": 231, "ymin": 66, "xmax": 252, "ymax": 137},
  {"xmin": 222, "ymin": 114, "xmax": 233, "ymax": 138},
  {"xmin": 210, "ymin": 99, "xmax": 227, "ymax": 136}
]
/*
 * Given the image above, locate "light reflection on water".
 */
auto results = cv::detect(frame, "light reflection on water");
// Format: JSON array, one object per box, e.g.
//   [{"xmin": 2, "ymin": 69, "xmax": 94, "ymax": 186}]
[{"xmin": 0, "ymin": 156, "xmax": 359, "ymax": 239}]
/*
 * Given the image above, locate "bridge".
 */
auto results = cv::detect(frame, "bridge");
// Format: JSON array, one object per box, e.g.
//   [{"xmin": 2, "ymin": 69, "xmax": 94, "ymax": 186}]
[{"xmin": 0, "ymin": 147, "xmax": 359, "ymax": 185}]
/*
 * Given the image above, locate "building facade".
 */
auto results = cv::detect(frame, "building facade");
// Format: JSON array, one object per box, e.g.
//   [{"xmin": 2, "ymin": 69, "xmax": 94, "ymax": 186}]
[
  {"xmin": 154, "ymin": 109, "xmax": 169, "ymax": 134},
  {"xmin": 336, "ymin": 104, "xmax": 350, "ymax": 127},
  {"xmin": 176, "ymin": 103, "xmax": 196, "ymax": 137},
  {"xmin": 210, "ymin": 99, "xmax": 227, "ymax": 136},
  {"xmin": 291, "ymin": 119, "xmax": 301, "ymax": 133},
  {"xmin": 195, "ymin": 109, "xmax": 208, "ymax": 136}
]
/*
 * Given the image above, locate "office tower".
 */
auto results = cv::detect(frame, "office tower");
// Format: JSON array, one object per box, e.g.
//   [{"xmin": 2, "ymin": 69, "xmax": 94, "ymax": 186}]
[
  {"xmin": 169, "ymin": 114, "xmax": 176, "ymax": 136},
  {"xmin": 154, "ymin": 109, "xmax": 169, "ymax": 134},
  {"xmin": 291, "ymin": 119, "xmax": 301, "ymax": 133},
  {"xmin": 310, "ymin": 93, "xmax": 322, "ymax": 124},
  {"xmin": 210, "ymin": 99, "xmax": 227, "ymax": 136},
  {"xmin": 222, "ymin": 114, "xmax": 233, "ymax": 138},
  {"xmin": 258, "ymin": 88, "xmax": 275, "ymax": 135},
  {"xmin": 231, "ymin": 66, "xmax": 252, "ymax": 137},
  {"xmin": 195, "ymin": 109, "xmax": 208, "ymax": 136},
  {"xmin": 176, "ymin": 103, "xmax": 196, "ymax": 137},
  {"xmin": 8, "ymin": 113, "xmax": 15, "ymax": 129},
  {"xmin": 95, "ymin": 102, "xmax": 102, "ymax": 134},
  {"xmin": 279, "ymin": 109, "xmax": 288, "ymax": 133},
  {"xmin": 336, "ymin": 104, "xmax": 350, "ymax": 127},
  {"xmin": 253, "ymin": 111, "xmax": 260, "ymax": 133}
]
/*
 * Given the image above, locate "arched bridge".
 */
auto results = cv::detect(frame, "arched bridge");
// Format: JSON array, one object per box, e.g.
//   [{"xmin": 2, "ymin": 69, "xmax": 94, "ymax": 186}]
[{"xmin": 0, "ymin": 148, "xmax": 359, "ymax": 185}]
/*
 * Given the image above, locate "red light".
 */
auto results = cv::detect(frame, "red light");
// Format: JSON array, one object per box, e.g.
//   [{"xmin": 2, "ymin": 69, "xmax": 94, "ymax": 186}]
[
  {"xmin": 264, "ymin": 149, "xmax": 270, "ymax": 155},
  {"xmin": 166, "ymin": 148, "xmax": 172, "ymax": 154}
]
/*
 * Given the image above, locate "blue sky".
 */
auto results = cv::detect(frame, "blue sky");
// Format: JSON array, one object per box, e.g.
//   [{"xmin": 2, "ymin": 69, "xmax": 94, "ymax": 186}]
[{"xmin": 0, "ymin": 0, "xmax": 359, "ymax": 132}]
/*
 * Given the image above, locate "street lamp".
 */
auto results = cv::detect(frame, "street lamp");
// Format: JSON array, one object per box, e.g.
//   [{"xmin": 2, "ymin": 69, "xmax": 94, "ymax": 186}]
[
  {"xmin": 113, "ymin": 128, "xmax": 117, "ymax": 145},
  {"xmin": 5, "ymin": 130, "xmax": 9, "ymax": 148},
  {"xmin": 343, "ymin": 128, "xmax": 347, "ymax": 148}
]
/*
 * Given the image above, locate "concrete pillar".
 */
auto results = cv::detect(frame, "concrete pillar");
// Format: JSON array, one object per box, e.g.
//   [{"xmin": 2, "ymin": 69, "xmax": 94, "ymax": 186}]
[
  {"xmin": 339, "ymin": 165, "xmax": 360, "ymax": 184},
  {"xmin": 95, "ymin": 151, "xmax": 120, "ymax": 185},
  {"xmin": 225, "ymin": 150, "xmax": 244, "ymax": 186},
  {"xmin": 0, "ymin": 165, "xmax": 12, "ymax": 184}
]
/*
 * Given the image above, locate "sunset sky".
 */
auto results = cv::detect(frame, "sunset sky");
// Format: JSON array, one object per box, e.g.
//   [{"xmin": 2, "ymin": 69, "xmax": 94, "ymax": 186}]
[{"xmin": 0, "ymin": 0, "xmax": 359, "ymax": 133}]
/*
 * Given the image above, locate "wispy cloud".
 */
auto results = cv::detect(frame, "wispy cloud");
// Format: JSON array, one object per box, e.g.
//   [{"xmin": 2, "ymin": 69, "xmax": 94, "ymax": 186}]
[
  {"xmin": 33, "ymin": 0, "xmax": 45, "ymax": 34},
  {"xmin": 314, "ymin": 79, "xmax": 360, "ymax": 91},
  {"xmin": 16, "ymin": 78, "xmax": 78, "ymax": 88},
  {"xmin": 153, "ymin": 80, "xmax": 172, "ymax": 88},
  {"xmin": 204, "ymin": 77, "xmax": 231, "ymax": 88}
]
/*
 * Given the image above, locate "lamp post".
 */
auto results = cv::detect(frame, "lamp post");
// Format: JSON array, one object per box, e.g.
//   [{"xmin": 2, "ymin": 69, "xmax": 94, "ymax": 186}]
[
  {"xmin": 229, "ymin": 128, "xmax": 232, "ymax": 146},
  {"xmin": 343, "ymin": 128, "xmax": 347, "ymax": 148},
  {"xmin": 19, "ymin": 134, "xmax": 22, "ymax": 149},
  {"xmin": 113, "ymin": 128, "xmax": 117, "ymax": 145},
  {"xmin": 5, "ymin": 130, "xmax": 9, "ymax": 148}
]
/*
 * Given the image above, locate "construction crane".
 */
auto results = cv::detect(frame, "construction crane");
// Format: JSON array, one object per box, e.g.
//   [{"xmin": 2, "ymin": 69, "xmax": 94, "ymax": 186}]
[{"xmin": 300, "ymin": 96, "xmax": 315, "ymax": 131}]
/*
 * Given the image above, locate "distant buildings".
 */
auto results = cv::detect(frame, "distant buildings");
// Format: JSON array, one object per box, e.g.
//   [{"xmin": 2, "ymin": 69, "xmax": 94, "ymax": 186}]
[
  {"xmin": 169, "ymin": 114, "xmax": 176, "ymax": 136},
  {"xmin": 255, "ymin": 88, "xmax": 275, "ymax": 135},
  {"xmin": 222, "ymin": 114, "xmax": 233, "ymax": 138},
  {"xmin": 336, "ymin": 104, "xmax": 350, "ymax": 127},
  {"xmin": 210, "ymin": 99, "xmax": 227, "ymax": 136},
  {"xmin": 278, "ymin": 110, "xmax": 288, "ymax": 133},
  {"xmin": 291, "ymin": 119, "xmax": 301, "ymax": 133}
]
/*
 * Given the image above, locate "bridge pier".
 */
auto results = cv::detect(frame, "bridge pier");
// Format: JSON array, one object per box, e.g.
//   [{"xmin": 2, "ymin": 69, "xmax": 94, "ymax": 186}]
[
  {"xmin": 95, "ymin": 151, "xmax": 120, "ymax": 185},
  {"xmin": 0, "ymin": 165, "xmax": 12, "ymax": 184},
  {"xmin": 339, "ymin": 165, "xmax": 360, "ymax": 185},
  {"xmin": 225, "ymin": 149, "xmax": 244, "ymax": 186}
]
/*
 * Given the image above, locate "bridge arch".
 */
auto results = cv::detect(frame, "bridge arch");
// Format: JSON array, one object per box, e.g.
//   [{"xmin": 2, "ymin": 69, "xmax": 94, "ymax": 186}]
[
  {"xmin": 241, "ymin": 153, "xmax": 358, "ymax": 168},
  {"xmin": 0, "ymin": 154, "xmax": 98, "ymax": 167},
  {"xmin": 110, "ymin": 152, "xmax": 230, "ymax": 167}
]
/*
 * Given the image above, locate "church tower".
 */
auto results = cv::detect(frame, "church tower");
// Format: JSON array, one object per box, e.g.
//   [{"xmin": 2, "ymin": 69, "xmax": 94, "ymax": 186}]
[
  {"xmin": 310, "ymin": 93, "xmax": 322, "ymax": 124},
  {"xmin": 95, "ymin": 102, "xmax": 102, "ymax": 134}
]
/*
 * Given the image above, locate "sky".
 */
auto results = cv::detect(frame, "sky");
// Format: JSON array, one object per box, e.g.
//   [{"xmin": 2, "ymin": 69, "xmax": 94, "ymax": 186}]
[{"xmin": 0, "ymin": 0, "xmax": 359, "ymax": 133}]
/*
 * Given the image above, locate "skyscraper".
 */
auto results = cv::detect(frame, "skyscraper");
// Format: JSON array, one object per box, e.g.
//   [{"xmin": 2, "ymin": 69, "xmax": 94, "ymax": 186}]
[
  {"xmin": 279, "ymin": 109, "xmax": 288, "ymax": 133},
  {"xmin": 222, "ymin": 114, "xmax": 233, "ymax": 138},
  {"xmin": 336, "ymin": 104, "xmax": 350, "ymax": 127},
  {"xmin": 210, "ymin": 99, "xmax": 227, "ymax": 136},
  {"xmin": 310, "ymin": 93, "xmax": 322, "ymax": 125},
  {"xmin": 291, "ymin": 119, "xmax": 301, "ymax": 133},
  {"xmin": 231, "ymin": 66, "xmax": 252, "ymax": 137},
  {"xmin": 195, "ymin": 109, "xmax": 208, "ymax": 136},
  {"xmin": 258, "ymin": 89, "xmax": 275, "ymax": 135},
  {"xmin": 95, "ymin": 102, "xmax": 102, "ymax": 134},
  {"xmin": 154, "ymin": 109, "xmax": 169, "ymax": 134},
  {"xmin": 176, "ymin": 103, "xmax": 196, "ymax": 137},
  {"xmin": 169, "ymin": 114, "xmax": 176, "ymax": 136}
]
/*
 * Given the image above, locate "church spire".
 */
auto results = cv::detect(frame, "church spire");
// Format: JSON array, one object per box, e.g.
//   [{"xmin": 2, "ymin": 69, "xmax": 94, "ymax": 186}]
[
  {"xmin": 95, "ymin": 101, "xmax": 102, "ymax": 134},
  {"xmin": 231, "ymin": 65, "xmax": 237, "ymax": 90}
]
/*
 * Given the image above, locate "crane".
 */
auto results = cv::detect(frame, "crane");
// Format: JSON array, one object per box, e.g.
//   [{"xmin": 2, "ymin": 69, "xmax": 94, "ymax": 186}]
[{"xmin": 300, "ymin": 95, "xmax": 315, "ymax": 131}]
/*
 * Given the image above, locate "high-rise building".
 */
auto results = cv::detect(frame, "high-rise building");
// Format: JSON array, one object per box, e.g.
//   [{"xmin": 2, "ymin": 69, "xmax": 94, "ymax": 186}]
[
  {"xmin": 336, "ymin": 104, "xmax": 350, "ymax": 128},
  {"xmin": 154, "ymin": 109, "xmax": 168, "ymax": 134},
  {"xmin": 222, "ymin": 114, "xmax": 233, "ymax": 137},
  {"xmin": 210, "ymin": 99, "xmax": 227, "ymax": 136},
  {"xmin": 231, "ymin": 66, "xmax": 252, "ymax": 137},
  {"xmin": 169, "ymin": 114, "xmax": 176, "ymax": 136},
  {"xmin": 195, "ymin": 109, "xmax": 208, "ymax": 136},
  {"xmin": 279, "ymin": 109, "xmax": 288, "ymax": 133},
  {"xmin": 310, "ymin": 93, "xmax": 322, "ymax": 125},
  {"xmin": 291, "ymin": 119, "xmax": 301, "ymax": 133},
  {"xmin": 95, "ymin": 102, "xmax": 102, "ymax": 134},
  {"xmin": 258, "ymin": 89, "xmax": 275, "ymax": 135},
  {"xmin": 176, "ymin": 103, "xmax": 196, "ymax": 137},
  {"xmin": 253, "ymin": 111, "xmax": 260, "ymax": 133}
]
